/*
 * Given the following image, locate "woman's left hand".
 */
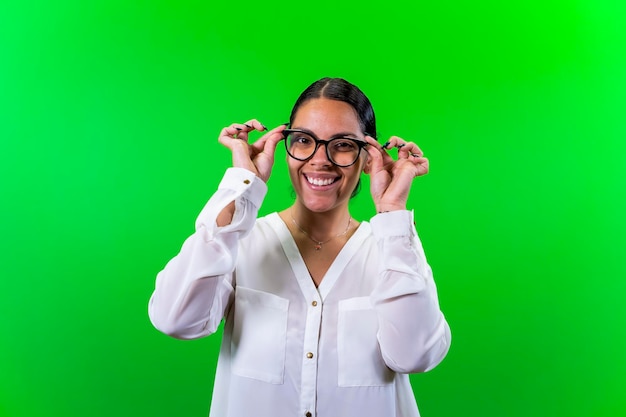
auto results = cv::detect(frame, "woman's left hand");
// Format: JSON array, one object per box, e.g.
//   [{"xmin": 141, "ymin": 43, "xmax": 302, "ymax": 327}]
[{"xmin": 364, "ymin": 136, "xmax": 429, "ymax": 213}]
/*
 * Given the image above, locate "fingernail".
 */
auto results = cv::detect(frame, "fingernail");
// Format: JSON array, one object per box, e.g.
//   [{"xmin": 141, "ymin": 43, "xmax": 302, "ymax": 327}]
[
  {"xmin": 411, "ymin": 153, "xmax": 419, "ymax": 157},
  {"xmin": 282, "ymin": 122, "xmax": 290, "ymax": 126},
  {"xmin": 397, "ymin": 143, "xmax": 406, "ymax": 148},
  {"xmin": 382, "ymin": 141, "xmax": 391, "ymax": 149},
  {"xmin": 262, "ymin": 125, "xmax": 268, "ymax": 131},
  {"xmin": 234, "ymin": 127, "xmax": 242, "ymax": 131},
  {"xmin": 244, "ymin": 124, "xmax": 252, "ymax": 128}
]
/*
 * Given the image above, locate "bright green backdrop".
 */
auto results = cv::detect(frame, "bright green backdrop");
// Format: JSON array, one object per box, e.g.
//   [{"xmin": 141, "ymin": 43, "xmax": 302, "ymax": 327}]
[{"xmin": 1, "ymin": 1, "xmax": 624, "ymax": 416}]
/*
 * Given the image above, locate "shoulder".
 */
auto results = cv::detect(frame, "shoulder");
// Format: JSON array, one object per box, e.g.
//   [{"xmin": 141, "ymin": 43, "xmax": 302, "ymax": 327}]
[
  {"xmin": 254, "ymin": 212, "xmax": 280, "ymax": 228},
  {"xmin": 240, "ymin": 212, "xmax": 282, "ymax": 245}
]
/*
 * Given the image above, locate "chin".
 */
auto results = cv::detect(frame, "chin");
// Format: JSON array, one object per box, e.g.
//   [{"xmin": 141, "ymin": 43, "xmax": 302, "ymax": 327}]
[
  {"xmin": 300, "ymin": 194, "xmax": 349, "ymax": 213},
  {"xmin": 300, "ymin": 199, "xmax": 332, "ymax": 213}
]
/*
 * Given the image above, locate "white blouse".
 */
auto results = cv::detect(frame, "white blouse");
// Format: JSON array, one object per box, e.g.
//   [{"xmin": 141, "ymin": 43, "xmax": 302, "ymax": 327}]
[{"xmin": 149, "ymin": 167, "xmax": 451, "ymax": 417}]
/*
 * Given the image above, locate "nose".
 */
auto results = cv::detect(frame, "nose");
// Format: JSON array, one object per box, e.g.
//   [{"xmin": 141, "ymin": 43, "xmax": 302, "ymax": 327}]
[{"xmin": 309, "ymin": 142, "xmax": 332, "ymax": 166}]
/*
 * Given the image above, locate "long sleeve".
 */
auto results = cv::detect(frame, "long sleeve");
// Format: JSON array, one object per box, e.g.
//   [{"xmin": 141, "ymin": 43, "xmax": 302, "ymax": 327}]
[
  {"xmin": 148, "ymin": 168, "xmax": 267, "ymax": 340},
  {"xmin": 369, "ymin": 210, "xmax": 451, "ymax": 373}
]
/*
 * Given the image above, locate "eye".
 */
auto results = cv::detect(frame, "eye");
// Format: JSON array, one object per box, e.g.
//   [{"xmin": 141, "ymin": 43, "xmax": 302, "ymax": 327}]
[
  {"xmin": 290, "ymin": 134, "xmax": 314, "ymax": 146},
  {"xmin": 332, "ymin": 139, "xmax": 358, "ymax": 152}
]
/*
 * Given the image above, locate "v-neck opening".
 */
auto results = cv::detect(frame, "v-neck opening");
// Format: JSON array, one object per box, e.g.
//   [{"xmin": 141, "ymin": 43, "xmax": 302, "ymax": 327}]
[{"xmin": 266, "ymin": 212, "xmax": 370, "ymax": 301}]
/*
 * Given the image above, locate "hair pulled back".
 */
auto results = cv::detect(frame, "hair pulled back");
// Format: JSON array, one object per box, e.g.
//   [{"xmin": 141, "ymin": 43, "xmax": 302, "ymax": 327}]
[{"xmin": 289, "ymin": 78, "xmax": 376, "ymax": 139}]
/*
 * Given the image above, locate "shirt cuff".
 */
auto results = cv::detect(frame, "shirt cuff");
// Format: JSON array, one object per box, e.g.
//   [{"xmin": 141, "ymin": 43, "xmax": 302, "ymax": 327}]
[
  {"xmin": 195, "ymin": 167, "xmax": 267, "ymax": 236},
  {"xmin": 370, "ymin": 210, "xmax": 415, "ymax": 238},
  {"xmin": 219, "ymin": 167, "xmax": 268, "ymax": 209}
]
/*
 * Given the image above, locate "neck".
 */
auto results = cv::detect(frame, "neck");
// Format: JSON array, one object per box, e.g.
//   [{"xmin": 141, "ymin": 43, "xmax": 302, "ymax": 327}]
[{"xmin": 290, "ymin": 204, "xmax": 351, "ymax": 240}]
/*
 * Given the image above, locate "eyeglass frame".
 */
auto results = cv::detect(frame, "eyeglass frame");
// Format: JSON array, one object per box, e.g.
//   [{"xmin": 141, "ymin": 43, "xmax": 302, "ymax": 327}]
[{"xmin": 282, "ymin": 128, "xmax": 369, "ymax": 167}]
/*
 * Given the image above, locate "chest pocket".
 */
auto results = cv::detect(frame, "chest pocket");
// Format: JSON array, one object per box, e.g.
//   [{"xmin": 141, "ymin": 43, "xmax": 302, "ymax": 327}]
[
  {"xmin": 230, "ymin": 286, "xmax": 289, "ymax": 384},
  {"xmin": 337, "ymin": 296, "xmax": 394, "ymax": 387}
]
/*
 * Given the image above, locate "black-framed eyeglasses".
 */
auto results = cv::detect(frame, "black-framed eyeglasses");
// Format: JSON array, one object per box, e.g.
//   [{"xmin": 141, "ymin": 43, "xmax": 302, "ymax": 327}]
[{"xmin": 283, "ymin": 129, "xmax": 368, "ymax": 167}]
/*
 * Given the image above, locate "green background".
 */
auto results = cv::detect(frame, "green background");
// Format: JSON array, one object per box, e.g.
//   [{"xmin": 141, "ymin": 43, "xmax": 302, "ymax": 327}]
[{"xmin": 1, "ymin": 0, "xmax": 624, "ymax": 416}]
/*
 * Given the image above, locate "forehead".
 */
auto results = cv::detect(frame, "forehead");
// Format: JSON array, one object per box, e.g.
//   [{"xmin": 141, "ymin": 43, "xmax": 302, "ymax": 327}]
[{"xmin": 292, "ymin": 98, "xmax": 361, "ymax": 135}]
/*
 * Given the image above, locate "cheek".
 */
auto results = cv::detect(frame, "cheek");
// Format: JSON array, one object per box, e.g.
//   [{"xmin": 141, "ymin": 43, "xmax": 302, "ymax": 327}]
[
  {"xmin": 355, "ymin": 155, "xmax": 369, "ymax": 174},
  {"xmin": 342, "ymin": 166, "xmax": 363, "ymax": 186},
  {"xmin": 286, "ymin": 160, "xmax": 303, "ymax": 182}
]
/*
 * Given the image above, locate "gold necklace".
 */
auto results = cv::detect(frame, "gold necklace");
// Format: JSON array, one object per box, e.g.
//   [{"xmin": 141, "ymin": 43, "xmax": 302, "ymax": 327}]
[{"xmin": 290, "ymin": 211, "xmax": 352, "ymax": 251}]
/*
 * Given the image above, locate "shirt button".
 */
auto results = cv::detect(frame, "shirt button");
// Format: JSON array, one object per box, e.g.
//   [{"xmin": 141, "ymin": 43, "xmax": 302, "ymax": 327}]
[
  {"xmin": 311, "ymin": 301, "xmax": 318, "ymax": 307},
  {"xmin": 306, "ymin": 352, "xmax": 314, "ymax": 359},
  {"xmin": 305, "ymin": 412, "xmax": 312, "ymax": 417},
  {"xmin": 243, "ymin": 179, "xmax": 250, "ymax": 184}
]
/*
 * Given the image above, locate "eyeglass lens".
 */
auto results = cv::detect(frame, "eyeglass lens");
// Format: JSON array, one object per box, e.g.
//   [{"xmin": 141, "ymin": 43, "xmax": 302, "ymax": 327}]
[{"xmin": 285, "ymin": 132, "xmax": 361, "ymax": 166}]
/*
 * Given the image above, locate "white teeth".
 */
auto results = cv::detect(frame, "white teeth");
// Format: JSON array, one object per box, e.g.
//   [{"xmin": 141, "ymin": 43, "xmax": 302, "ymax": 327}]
[{"xmin": 307, "ymin": 176, "xmax": 335, "ymax": 186}]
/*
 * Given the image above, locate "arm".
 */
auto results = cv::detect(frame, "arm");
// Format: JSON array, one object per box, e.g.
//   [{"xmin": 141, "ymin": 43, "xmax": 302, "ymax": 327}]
[
  {"xmin": 148, "ymin": 168, "xmax": 267, "ymax": 339},
  {"xmin": 148, "ymin": 120, "xmax": 286, "ymax": 339},
  {"xmin": 370, "ymin": 210, "xmax": 451, "ymax": 373},
  {"xmin": 364, "ymin": 135, "xmax": 450, "ymax": 372}
]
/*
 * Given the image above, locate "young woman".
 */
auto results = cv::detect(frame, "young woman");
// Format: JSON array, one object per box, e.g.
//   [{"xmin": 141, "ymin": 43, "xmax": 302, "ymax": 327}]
[{"xmin": 148, "ymin": 78, "xmax": 451, "ymax": 417}]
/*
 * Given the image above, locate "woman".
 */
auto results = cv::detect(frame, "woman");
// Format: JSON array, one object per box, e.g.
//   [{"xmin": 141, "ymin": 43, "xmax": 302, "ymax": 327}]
[{"xmin": 148, "ymin": 78, "xmax": 451, "ymax": 417}]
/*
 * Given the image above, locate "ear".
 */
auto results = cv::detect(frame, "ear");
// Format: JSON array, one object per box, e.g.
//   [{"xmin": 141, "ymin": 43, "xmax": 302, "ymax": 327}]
[{"xmin": 362, "ymin": 149, "xmax": 373, "ymax": 174}]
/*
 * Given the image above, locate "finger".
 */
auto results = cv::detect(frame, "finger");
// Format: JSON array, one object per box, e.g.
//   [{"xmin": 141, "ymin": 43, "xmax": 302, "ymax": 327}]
[
  {"xmin": 377, "ymin": 137, "xmax": 403, "ymax": 167},
  {"xmin": 218, "ymin": 126, "xmax": 254, "ymax": 159},
  {"xmin": 398, "ymin": 142, "xmax": 424, "ymax": 159},
  {"xmin": 411, "ymin": 156, "xmax": 429, "ymax": 176},
  {"xmin": 263, "ymin": 129, "xmax": 287, "ymax": 156},
  {"xmin": 243, "ymin": 119, "xmax": 269, "ymax": 132},
  {"xmin": 364, "ymin": 136, "xmax": 387, "ymax": 174},
  {"xmin": 381, "ymin": 136, "xmax": 406, "ymax": 150},
  {"xmin": 378, "ymin": 136, "xmax": 402, "ymax": 161},
  {"xmin": 251, "ymin": 124, "xmax": 287, "ymax": 154},
  {"xmin": 218, "ymin": 128, "xmax": 255, "ymax": 172},
  {"xmin": 381, "ymin": 136, "xmax": 411, "ymax": 161},
  {"xmin": 382, "ymin": 136, "xmax": 425, "ymax": 159},
  {"xmin": 220, "ymin": 123, "xmax": 250, "ymax": 142},
  {"xmin": 232, "ymin": 121, "xmax": 262, "ymax": 142},
  {"xmin": 221, "ymin": 120, "xmax": 268, "ymax": 142},
  {"xmin": 238, "ymin": 119, "xmax": 271, "ymax": 142}
]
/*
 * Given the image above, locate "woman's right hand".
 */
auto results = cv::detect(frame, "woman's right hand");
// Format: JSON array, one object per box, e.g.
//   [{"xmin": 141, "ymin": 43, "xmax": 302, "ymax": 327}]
[{"xmin": 218, "ymin": 120, "xmax": 287, "ymax": 183}]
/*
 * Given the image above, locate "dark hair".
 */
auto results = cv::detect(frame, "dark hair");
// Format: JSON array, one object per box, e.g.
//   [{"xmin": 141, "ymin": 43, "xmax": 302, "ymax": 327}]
[
  {"xmin": 289, "ymin": 78, "xmax": 377, "ymax": 138},
  {"xmin": 289, "ymin": 78, "xmax": 375, "ymax": 198}
]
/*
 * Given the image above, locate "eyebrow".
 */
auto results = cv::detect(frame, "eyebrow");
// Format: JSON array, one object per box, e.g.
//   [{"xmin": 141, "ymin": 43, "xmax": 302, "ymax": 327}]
[{"xmin": 290, "ymin": 127, "xmax": 361, "ymax": 139}]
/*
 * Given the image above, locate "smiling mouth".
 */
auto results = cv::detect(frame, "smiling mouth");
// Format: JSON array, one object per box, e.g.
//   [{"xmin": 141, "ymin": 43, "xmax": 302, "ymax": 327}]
[{"xmin": 305, "ymin": 175, "xmax": 339, "ymax": 186}]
